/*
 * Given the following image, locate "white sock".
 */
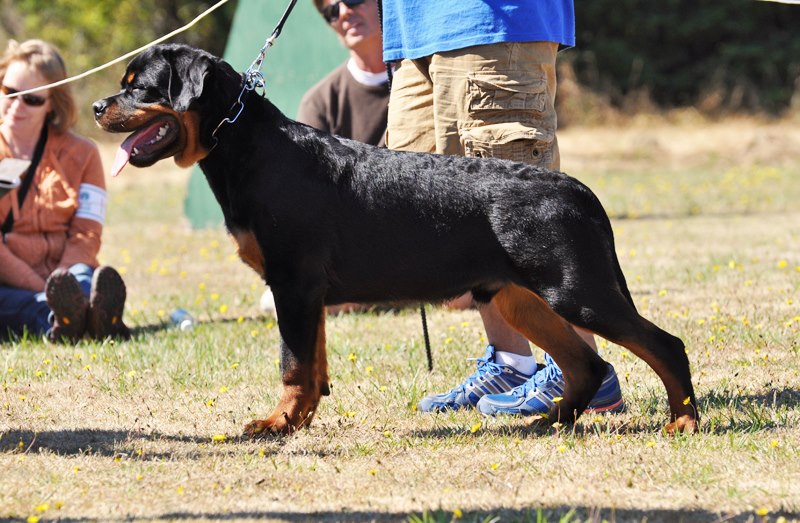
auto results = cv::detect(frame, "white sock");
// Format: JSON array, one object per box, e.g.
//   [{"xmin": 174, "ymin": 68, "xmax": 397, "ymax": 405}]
[{"xmin": 495, "ymin": 350, "xmax": 538, "ymax": 375}]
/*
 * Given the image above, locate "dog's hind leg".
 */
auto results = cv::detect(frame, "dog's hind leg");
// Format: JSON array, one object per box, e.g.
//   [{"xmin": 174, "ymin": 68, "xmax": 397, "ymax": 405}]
[
  {"xmin": 492, "ymin": 284, "xmax": 609, "ymax": 426},
  {"xmin": 243, "ymin": 294, "xmax": 329, "ymax": 437},
  {"xmin": 552, "ymin": 289, "xmax": 698, "ymax": 434}
]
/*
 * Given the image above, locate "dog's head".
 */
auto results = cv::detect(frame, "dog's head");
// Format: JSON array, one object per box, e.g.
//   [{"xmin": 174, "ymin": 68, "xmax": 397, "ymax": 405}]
[{"xmin": 94, "ymin": 43, "xmax": 241, "ymax": 176}]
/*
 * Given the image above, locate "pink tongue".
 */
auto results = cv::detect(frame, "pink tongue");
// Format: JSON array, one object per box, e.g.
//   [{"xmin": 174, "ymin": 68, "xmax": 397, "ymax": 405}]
[{"xmin": 111, "ymin": 136, "xmax": 134, "ymax": 177}]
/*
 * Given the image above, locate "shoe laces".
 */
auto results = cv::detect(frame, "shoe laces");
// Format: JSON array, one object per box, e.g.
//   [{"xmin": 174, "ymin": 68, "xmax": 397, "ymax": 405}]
[
  {"xmin": 450, "ymin": 354, "xmax": 504, "ymax": 394},
  {"xmin": 512, "ymin": 356, "xmax": 563, "ymax": 398}
]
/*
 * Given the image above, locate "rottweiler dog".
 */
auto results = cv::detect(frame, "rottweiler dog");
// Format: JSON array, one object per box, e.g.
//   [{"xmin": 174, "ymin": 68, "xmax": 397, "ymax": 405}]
[{"xmin": 93, "ymin": 44, "xmax": 698, "ymax": 437}]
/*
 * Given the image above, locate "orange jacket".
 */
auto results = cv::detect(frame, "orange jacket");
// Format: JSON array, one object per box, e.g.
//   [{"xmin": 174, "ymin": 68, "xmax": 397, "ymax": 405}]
[{"xmin": 0, "ymin": 126, "xmax": 105, "ymax": 292}]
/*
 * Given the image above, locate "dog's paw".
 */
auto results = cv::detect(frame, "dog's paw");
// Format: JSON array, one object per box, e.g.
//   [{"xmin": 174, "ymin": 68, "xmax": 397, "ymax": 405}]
[
  {"xmin": 663, "ymin": 415, "xmax": 699, "ymax": 435},
  {"xmin": 243, "ymin": 414, "xmax": 295, "ymax": 438}
]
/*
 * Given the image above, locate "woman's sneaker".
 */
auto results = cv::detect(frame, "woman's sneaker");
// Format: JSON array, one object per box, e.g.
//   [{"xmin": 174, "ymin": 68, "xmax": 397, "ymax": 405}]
[
  {"xmin": 417, "ymin": 345, "xmax": 533, "ymax": 412},
  {"xmin": 476, "ymin": 353, "xmax": 624, "ymax": 416},
  {"xmin": 45, "ymin": 268, "xmax": 89, "ymax": 343},
  {"xmin": 87, "ymin": 266, "xmax": 131, "ymax": 340}
]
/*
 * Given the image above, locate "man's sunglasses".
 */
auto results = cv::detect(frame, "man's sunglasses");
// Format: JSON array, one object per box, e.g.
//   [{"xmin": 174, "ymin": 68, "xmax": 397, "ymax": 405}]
[
  {"xmin": 322, "ymin": 0, "xmax": 366, "ymax": 23},
  {"xmin": 0, "ymin": 85, "xmax": 48, "ymax": 107}
]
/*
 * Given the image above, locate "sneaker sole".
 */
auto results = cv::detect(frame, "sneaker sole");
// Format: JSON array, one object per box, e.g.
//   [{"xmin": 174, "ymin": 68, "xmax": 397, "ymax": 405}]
[
  {"xmin": 88, "ymin": 266, "xmax": 131, "ymax": 340},
  {"xmin": 585, "ymin": 397, "xmax": 625, "ymax": 414},
  {"xmin": 45, "ymin": 269, "xmax": 88, "ymax": 342}
]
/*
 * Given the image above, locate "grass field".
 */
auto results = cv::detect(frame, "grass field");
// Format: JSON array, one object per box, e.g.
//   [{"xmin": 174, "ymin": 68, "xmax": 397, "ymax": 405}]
[{"xmin": 1, "ymin": 116, "xmax": 799, "ymax": 522}]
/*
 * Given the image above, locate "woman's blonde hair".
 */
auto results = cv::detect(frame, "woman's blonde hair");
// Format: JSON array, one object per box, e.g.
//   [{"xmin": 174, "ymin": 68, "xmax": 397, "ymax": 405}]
[{"xmin": 0, "ymin": 39, "xmax": 76, "ymax": 132}]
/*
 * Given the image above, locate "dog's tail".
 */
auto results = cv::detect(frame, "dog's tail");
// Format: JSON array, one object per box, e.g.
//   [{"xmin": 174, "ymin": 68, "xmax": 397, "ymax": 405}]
[{"xmin": 576, "ymin": 180, "xmax": 637, "ymax": 310}]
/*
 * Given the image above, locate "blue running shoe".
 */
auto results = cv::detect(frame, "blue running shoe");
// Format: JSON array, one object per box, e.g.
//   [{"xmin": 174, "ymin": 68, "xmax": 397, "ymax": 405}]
[
  {"xmin": 476, "ymin": 353, "xmax": 624, "ymax": 416},
  {"xmin": 417, "ymin": 345, "xmax": 533, "ymax": 412}
]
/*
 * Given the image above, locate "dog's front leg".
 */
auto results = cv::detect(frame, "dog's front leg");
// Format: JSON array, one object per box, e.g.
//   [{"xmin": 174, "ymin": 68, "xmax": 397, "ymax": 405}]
[{"xmin": 244, "ymin": 294, "xmax": 330, "ymax": 437}]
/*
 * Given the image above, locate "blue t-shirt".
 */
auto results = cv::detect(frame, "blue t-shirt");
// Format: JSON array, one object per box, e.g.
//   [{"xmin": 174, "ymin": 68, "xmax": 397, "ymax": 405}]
[{"xmin": 382, "ymin": 0, "xmax": 575, "ymax": 62}]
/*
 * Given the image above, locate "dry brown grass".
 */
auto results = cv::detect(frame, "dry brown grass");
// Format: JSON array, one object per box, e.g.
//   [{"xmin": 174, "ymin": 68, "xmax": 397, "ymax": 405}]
[{"xmin": 1, "ymin": 117, "xmax": 799, "ymax": 522}]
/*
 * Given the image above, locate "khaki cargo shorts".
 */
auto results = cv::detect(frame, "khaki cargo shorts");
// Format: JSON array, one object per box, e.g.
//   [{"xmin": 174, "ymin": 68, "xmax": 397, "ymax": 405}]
[{"xmin": 386, "ymin": 41, "xmax": 560, "ymax": 171}]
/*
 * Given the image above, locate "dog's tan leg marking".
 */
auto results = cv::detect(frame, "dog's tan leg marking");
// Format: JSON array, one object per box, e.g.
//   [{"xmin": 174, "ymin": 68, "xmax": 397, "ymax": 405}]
[
  {"xmin": 231, "ymin": 230, "xmax": 266, "ymax": 278},
  {"xmin": 243, "ymin": 311, "xmax": 328, "ymax": 437},
  {"xmin": 492, "ymin": 284, "xmax": 601, "ymax": 426}
]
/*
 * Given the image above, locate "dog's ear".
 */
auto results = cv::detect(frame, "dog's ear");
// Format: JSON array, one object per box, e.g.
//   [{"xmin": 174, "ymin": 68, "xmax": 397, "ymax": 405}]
[{"xmin": 171, "ymin": 52, "xmax": 215, "ymax": 112}]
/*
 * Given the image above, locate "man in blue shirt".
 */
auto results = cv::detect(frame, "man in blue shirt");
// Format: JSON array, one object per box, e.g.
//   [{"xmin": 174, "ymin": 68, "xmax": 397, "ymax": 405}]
[{"xmin": 381, "ymin": 1, "xmax": 624, "ymax": 417}]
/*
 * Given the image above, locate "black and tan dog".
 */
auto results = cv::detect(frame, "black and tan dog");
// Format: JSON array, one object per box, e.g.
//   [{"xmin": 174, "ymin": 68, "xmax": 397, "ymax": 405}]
[{"xmin": 94, "ymin": 44, "xmax": 698, "ymax": 436}]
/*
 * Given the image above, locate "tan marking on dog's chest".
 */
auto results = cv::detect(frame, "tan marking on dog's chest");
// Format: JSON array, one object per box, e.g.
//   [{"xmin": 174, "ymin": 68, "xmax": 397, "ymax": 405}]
[{"xmin": 232, "ymin": 230, "xmax": 266, "ymax": 278}]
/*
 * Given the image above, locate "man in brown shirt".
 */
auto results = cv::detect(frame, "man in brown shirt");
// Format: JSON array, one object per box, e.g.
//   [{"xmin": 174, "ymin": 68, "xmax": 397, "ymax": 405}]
[{"xmin": 299, "ymin": 0, "xmax": 388, "ymax": 145}]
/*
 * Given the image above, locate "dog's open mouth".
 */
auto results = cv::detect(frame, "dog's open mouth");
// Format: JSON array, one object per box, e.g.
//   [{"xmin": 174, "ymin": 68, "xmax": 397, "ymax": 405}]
[{"xmin": 111, "ymin": 116, "xmax": 180, "ymax": 177}]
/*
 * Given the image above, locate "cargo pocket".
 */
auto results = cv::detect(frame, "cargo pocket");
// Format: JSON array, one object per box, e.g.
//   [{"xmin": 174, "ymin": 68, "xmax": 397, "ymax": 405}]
[
  {"xmin": 460, "ymin": 122, "xmax": 554, "ymax": 166},
  {"xmin": 466, "ymin": 73, "xmax": 548, "ymax": 114},
  {"xmin": 461, "ymin": 71, "xmax": 556, "ymax": 167}
]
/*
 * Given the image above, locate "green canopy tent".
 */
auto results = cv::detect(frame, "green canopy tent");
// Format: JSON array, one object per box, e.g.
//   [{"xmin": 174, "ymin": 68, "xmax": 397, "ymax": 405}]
[{"xmin": 184, "ymin": 0, "xmax": 348, "ymax": 229}]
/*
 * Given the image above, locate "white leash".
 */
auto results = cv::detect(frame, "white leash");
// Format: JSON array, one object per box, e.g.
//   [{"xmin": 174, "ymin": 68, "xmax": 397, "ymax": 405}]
[{"xmin": 0, "ymin": 0, "xmax": 230, "ymax": 100}]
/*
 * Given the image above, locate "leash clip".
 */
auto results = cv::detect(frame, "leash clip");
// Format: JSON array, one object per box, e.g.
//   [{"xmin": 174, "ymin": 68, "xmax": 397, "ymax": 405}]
[{"xmin": 208, "ymin": 0, "xmax": 297, "ymax": 148}]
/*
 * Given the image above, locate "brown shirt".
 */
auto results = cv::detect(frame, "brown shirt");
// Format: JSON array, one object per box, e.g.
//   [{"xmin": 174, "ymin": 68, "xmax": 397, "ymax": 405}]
[{"xmin": 297, "ymin": 62, "xmax": 389, "ymax": 147}]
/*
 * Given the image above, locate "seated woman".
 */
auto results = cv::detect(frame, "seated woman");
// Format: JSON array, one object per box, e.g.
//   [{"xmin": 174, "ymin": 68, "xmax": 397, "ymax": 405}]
[{"xmin": 0, "ymin": 39, "xmax": 129, "ymax": 342}]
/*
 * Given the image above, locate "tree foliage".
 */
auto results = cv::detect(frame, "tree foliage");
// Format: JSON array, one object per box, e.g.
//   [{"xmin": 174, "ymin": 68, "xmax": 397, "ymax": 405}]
[{"xmin": 570, "ymin": 0, "xmax": 800, "ymax": 114}]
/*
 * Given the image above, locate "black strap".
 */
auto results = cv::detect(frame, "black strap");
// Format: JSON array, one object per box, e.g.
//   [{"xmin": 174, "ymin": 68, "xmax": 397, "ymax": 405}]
[{"xmin": 2, "ymin": 126, "xmax": 48, "ymax": 238}]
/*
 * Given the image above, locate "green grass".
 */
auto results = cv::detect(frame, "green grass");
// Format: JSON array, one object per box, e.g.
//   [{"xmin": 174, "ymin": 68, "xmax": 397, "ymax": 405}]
[{"xmin": 1, "ymin": 120, "xmax": 799, "ymax": 522}]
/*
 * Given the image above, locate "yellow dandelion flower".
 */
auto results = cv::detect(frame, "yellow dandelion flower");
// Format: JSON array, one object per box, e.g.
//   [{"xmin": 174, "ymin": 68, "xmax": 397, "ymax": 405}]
[
  {"xmin": 27, "ymin": 516, "xmax": 40, "ymax": 523},
  {"xmin": 35, "ymin": 370, "xmax": 43, "ymax": 378},
  {"xmin": 683, "ymin": 396, "xmax": 691, "ymax": 405},
  {"xmin": 34, "ymin": 503, "xmax": 49, "ymax": 513},
  {"xmin": 557, "ymin": 445, "xmax": 567, "ymax": 453},
  {"xmin": 231, "ymin": 362, "xmax": 240, "ymax": 369},
  {"xmin": 43, "ymin": 359, "xmax": 51, "ymax": 365},
  {"xmin": 258, "ymin": 448, "xmax": 266, "ymax": 457},
  {"xmin": 646, "ymin": 439, "xmax": 656, "ymax": 448},
  {"xmin": 251, "ymin": 329, "xmax": 260, "ymax": 337},
  {"xmin": 756, "ymin": 508, "xmax": 769, "ymax": 516},
  {"xmin": 365, "ymin": 366, "xmax": 374, "ymax": 374},
  {"xmin": 658, "ymin": 289, "xmax": 667, "ymax": 296},
  {"xmin": 136, "ymin": 474, "xmax": 144, "ymax": 481},
  {"xmin": 237, "ymin": 316, "xmax": 245, "ymax": 323},
  {"xmin": 470, "ymin": 422, "xmax": 482, "ymax": 433},
  {"xmin": 73, "ymin": 466, "xmax": 80, "ymax": 472},
  {"xmin": 222, "ymin": 485, "xmax": 232, "ymax": 494},
  {"xmin": 176, "ymin": 485, "xmax": 185, "ymax": 495},
  {"xmin": 514, "ymin": 438, "xmax": 522, "ymax": 444},
  {"xmin": 54, "ymin": 501, "xmax": 64, "ymax": 510},
  {"xmin": 219, "ymin": 304, "xmax": 228, "ymax": 314},
  {"xmin": 379, "ymin": 385, "xmax": 387, "ymax": 392},
  {"xmin": 383, "ymin": 430, "xmax": 392, "ymax": 438},
  {"xmin": 127, "ymin": 370, "xmax": 136, "ymax": 378},
  {"xmin": 444, "ymin": 337, "xmax": 454, "ymax": 345},
  {"xmin": 777, "ymin": 260, "xmax": 788, "ymax": 269},
  {"xmin": 212, "ymin": 434, "xmax": 226, "ymax": 443},
  {"xmin": 219, "ymin": 386, "xmax": 228, "ymax": 393},
  {"xmin": 199, "ymin": 282, "xmax": 207, "ymax": 290},
  {"xmin": 211, "ymin": 293, "xmax": 220, "ymax": 301},
  {"xmin": 369, "ymin": 469, "xmax": 377, "ymax": 476},
  {"xmin": 490, "ymin": 463, "xmax": 499, "ymax": 470},
  {"xmin": 453, "ymin": 508, "xmax": 463, "ymax": 519},
  {"xmin": 769, "ymin": 440, "xmax": 779, "ymax": 448},
  {"xmin": 348, "ymin": 352, "xmax": 357, "ymax": 363}
]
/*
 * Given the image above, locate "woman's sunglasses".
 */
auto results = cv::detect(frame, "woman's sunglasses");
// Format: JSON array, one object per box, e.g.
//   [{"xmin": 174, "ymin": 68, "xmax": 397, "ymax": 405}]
[
  {"xmin": 0, "ymin": 85, "xmax": 48, "ymax": 107},
  {"xmin": 322, "ymin": 0, "xmax": 366, "ymax": 23}
]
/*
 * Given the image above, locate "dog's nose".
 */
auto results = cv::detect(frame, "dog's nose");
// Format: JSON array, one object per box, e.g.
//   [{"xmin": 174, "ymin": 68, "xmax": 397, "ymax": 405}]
[{"xmin": 92, "ymin": 99, "xmax": 108, "ymax": 118}]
